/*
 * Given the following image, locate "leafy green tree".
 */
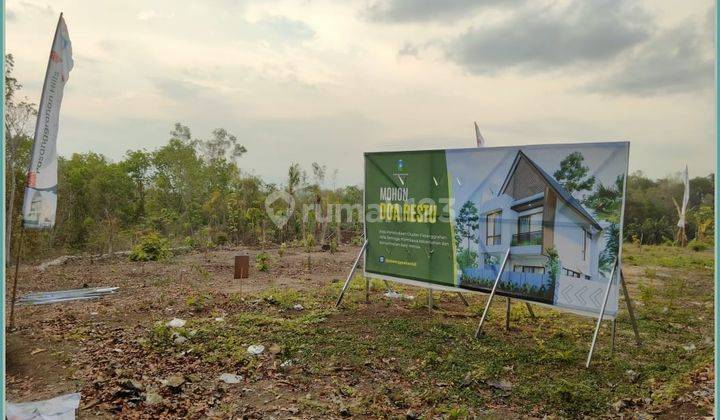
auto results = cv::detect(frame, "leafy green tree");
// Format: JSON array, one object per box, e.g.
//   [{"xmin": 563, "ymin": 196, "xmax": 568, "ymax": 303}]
[
  {"xmin": 5, "ymin": 54, "xmax": 37, "ymax": 261},
  {"xmin": 554, "ymin": 152, "xmax": 595, "ymax": 193}
]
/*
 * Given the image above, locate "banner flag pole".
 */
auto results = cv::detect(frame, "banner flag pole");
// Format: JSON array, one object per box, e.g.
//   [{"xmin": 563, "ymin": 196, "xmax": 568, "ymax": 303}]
[
  {"xmin": 9, "ymin": 228, "xmax": 26, "ymax": 330},
  {"xmin": 475, "ymin": 248, "xmax": 510, "ymax": 338}
]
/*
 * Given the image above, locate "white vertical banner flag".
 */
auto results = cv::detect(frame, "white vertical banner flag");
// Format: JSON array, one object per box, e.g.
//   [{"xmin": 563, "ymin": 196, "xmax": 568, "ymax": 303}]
[
  {"xmin": 22, "ymin": 14, "xmax": 73, "ymax": 229},
  {"xmin": 677, "ymin": 165, "xmax": 690, "ymax": 228},
  {"xmin": 474, "ymin": 121, "xmax": 485, "ymax": 147}
]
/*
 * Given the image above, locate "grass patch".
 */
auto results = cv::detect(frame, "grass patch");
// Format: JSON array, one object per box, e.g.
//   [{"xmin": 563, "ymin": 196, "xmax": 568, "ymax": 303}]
[{"xmin": 136, "ymin": 244, "xmax": 713, "ymax": 417}]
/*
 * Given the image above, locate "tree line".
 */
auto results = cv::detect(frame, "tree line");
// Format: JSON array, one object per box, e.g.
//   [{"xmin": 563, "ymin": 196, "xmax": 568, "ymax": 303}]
[{"xmin": 4, "ymin": 54, "xmax": 714, "ymax": 262}]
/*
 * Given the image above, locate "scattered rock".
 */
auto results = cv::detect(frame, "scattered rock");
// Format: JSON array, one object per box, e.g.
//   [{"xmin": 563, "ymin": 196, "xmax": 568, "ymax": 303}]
[
  {"xmin": 167, "ymin": 318, "xmax": 186, "ymax": 328},
  {"xmin": 280, "ymin": 359, "xmax": 294, "ymax": 370},
  {"xmin": 121, "ymin": 379, "xmax": 144, "ymax": 391},
  {"xmin": 612, "ymin": 399, "xmax": 629, "ymax": 412},
  {"xmin": 383, "ymin": 291, "xmax": 415, "ymax": 300},
  {"xmin": 247, "ymin": 344, "xmax": 265, "ymax": 355},
  {"xmin": 486, "ymin": 379, "xmax": 513, "ymax": 392},
  {"xmin": 173, "ymin": 335, "xmax": 187, "ymax": 345},
  {"xmin": 682, "ymin": 343, "xmax": 696, "ymax": 352},
  {"xmin": 219, "ymin": 373, "xmax": 242, "ymax": 384},
  {"xmin": 625, "ymin": 369, "xmax": 640, "ymax": 383},
  {"xmin": 162, "ymin": 375, "xmax": 185, "ymax": 389},
  {"xmin": 293, "ymin": 304, "xmax": 304, "ymax": 311},
  {"xmin": 214, "ymin": 317, "xmax": 225, "ymax": 322},
  {"xmin": 145, "ymin": 391, "xmax": 164, "ymax": 405},
  {"xmin": 269, "ymin": 343, "xmax": 282, "ymax": 355}
]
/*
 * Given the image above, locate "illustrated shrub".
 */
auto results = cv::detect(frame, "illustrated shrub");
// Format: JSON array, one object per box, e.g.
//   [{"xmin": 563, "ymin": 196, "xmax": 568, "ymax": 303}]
[
  {"xmin": 544, "ymin": 246, "xmax": 560, "ymax": 283},
  {"xmin": 457, "ymin": 247, "xmax": 478, "ymax": 269},
  {"xmin": 130, "ymin": 232, "xmax": 172, "ymax": 261}
]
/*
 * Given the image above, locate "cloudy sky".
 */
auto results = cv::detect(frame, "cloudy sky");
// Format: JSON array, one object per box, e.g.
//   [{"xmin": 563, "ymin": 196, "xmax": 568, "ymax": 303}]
[{"xmin": 7, "ymin": 0, "xmax": 716, "ymax": 186}]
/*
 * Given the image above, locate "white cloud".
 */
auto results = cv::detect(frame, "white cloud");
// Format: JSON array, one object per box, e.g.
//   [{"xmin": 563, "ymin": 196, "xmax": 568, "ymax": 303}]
[{"xmin": 5, "ymin": 0, "xmax": 715, "ymax": 185}]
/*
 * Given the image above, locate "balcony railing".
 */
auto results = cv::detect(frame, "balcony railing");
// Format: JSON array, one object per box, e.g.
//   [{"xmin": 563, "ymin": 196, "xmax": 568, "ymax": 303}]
[{"xmin": 511, "ymin": 230, "xmax": 542, "ymax": 246}]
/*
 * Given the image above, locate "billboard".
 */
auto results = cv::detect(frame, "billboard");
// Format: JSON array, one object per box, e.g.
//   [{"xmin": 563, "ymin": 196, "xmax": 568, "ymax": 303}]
[{"xmin": 364, "ymin": 142, "xmax": 629, "ymax": 318}]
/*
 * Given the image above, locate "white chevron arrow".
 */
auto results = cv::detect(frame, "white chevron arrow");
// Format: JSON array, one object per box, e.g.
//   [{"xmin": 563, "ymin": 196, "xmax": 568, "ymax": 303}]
[{"xmin": 574, "ymin": 285, "xmax": 588, "ymax": 306}]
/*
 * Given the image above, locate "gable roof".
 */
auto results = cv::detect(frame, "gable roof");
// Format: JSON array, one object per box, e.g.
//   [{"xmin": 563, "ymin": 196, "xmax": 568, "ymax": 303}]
[{"xmin": 499, "ymin": 150, "xmax": 602, "ymax": 230}]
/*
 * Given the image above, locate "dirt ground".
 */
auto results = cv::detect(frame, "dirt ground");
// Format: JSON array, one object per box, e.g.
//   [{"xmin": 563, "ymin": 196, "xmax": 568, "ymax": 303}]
[{"xmin": 5, "ymin": 244, "xmax": 715, "ymax": 419}]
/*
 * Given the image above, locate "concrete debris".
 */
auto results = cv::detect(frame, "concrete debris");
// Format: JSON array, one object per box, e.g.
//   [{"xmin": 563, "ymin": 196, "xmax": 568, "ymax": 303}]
[
  {"xmin": 7, "ymin": 392, "xmax": 81, "ymax": 419},
  {"xmin": 219, "ymin": 373, "xmax": 242, "ymax": 384},
  {"xmin": 247, "ymin": 344, "xmax": 265, "ymax": 355},
  {"xmin": 166, "ymin": 318, "xmax": 186, "ymax": 328}
]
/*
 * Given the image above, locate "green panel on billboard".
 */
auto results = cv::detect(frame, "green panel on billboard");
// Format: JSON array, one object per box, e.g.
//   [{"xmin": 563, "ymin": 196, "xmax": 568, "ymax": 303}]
[{"xmin": 364, "ymin": 151, "xmax": 456, "ymax": 287}]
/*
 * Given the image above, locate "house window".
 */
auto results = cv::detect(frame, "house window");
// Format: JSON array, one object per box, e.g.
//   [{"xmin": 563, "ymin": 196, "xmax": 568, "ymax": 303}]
[
  {"xmin": 513, "ymin": 265, "xmax": 545, "ymax": 274},
  {"xmin": 518, "ymin": 211, "xmax": 543, "ymax": 234},
  {"xmin": 563, "ymin": 267, "xmax": 581, "ymax": 278},
  {"xmin": 582, "ymin": 229, "xmax": 590, "ymax": 261},
  {"xmin": 513, "ymin": 211, "xmax": 543, "ymax": 246},
  {"xmin": 486, "ymin": 211, "xmax": 502, "ymax": 245}
]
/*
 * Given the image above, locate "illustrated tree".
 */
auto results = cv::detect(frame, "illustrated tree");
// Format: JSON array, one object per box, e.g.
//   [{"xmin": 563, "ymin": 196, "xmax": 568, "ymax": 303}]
[
  {"xmin": 455, "ymin": 200, "xmax": 479, "ymax": 249},
  {"xmin": 583, "ymin": 175, "xmax": 624, "ymax": 223},
  {"xmin": 598, "ymin": 223, "xmax": 620, "ymax": 275},
  {"xmin": 554, "ymin": 152, "xmax": 595, "ymax": 194}
]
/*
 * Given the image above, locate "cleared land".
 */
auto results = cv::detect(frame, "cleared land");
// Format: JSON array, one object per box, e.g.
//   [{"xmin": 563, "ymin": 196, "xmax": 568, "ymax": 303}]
[{"xmin": 5, "ymin": 243, "xmax": 714, "ymax": 418}]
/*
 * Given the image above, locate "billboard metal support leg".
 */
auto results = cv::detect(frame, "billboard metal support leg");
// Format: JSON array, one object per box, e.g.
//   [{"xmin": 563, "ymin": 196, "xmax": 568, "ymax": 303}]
[
  {"xmin": 427, "ymin": 289, "xmax": 433, "ymax": 310},
  {"xmin": 525, "ymin": 302, "xmax": 536, "ymax": 319},
  {"xmin": 620, "ymin": 270, "xmax": 642, "ymax": 347},
  {"xmin": 505, "ymin": 298, "xmax": 511, "ymax": 330},
  {"xmin": 475, "ymin": 248, "xmax": 511, "ymax": 338},
  {"xmin": 585, "ymin": 260, "xmax": 618, "ymax": 368},
  {"xmin": 335, "ymin": 241, "xmax": 368, "ymax": 308},
  {"xmin": 383, "ymin": 280, "xmax": 394, "ymax": 293},
  {"xmin": 365, "ymin": 277, "xmax": 370, "ymax": 303},
  {"xmin": 457, "ymin": 292, "xmax": 469, "ymax": 306},
  {"xmin": 610, "ymin": 319, "xmax": 616, "ymax": 357}
]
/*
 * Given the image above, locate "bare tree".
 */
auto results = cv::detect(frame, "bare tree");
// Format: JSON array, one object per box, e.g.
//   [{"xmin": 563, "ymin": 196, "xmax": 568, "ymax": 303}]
[{"xmin": 5, "ymin": 54, "xmax": 38, "ymax": 262}]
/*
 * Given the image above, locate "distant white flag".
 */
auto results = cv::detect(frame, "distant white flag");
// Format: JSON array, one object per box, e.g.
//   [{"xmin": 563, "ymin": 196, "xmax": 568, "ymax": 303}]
[
  {"xmin": 474, "ymin": 121, "xmax": 485, "ymax": 147},
  {"xmin": 677, "ymin": 165, "xmax": 689, "ymax": 228},
  {"xmin": 22, "ymin": 14, "xmax": 73, "ymax": 229}
]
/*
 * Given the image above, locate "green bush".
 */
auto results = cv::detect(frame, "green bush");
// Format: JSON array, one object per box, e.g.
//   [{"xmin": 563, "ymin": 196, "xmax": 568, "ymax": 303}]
[
  {"xmin": 215, "ymin": 232, "xmax": 229, "ymax": 246},
  {"xmin": 256, "ymin": 252, "xmax": 270, "ymax": 271},
  {"xmin": 688, "ymin": 239, "xmax": 710, "ymax": 252},
  {"xmin": 129, "ymin": 232, "xmax": 172, "ymax": 261}
]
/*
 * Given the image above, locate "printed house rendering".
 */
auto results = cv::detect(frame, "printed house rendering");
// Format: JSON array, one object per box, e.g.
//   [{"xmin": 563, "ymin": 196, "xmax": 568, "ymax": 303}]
[{"xmin": 459, "ymin": 150, "xmax": 608, "ymax": 305}]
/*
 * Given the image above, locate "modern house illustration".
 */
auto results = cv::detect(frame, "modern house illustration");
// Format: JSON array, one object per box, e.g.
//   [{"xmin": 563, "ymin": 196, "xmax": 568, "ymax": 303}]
[
  {"xmin": 460, "ymin": 150, "xmax": 604, "ymax": 304},
  {"xmin": 26, "ymin": 189, "xmax": 44, "ymax": 226},
  {"xmin": 24, "ymin": 188, "xmax": 55, "ymax": 228}
]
